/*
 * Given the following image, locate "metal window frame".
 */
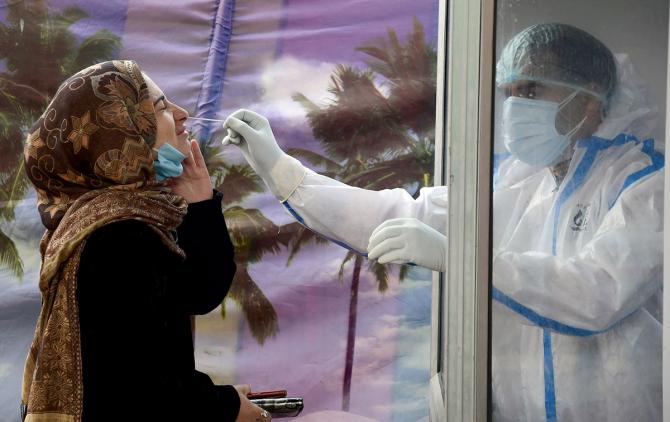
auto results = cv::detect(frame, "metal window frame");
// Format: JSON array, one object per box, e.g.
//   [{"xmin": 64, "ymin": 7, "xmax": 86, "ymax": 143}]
[{"xmin": 430, "ymin": 0, "xmax": 496, "ymax": 420}]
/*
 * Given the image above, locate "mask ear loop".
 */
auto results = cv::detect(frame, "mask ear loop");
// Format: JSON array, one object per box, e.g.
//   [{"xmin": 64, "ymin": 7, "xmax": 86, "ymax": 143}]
[
  {"xmin": 557, "ymin": 89, "xmax": 581, "ymax": 110},
  {"xmin": 557, "ymin": 89, "xmax": 589, "ymax": 141},
  {"xmin": 565, "ymin": 115, "xmax": 588, "ymax": 141}
]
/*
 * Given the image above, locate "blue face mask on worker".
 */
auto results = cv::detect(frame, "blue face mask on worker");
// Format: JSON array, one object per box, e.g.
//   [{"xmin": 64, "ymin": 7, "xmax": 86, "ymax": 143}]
[
  {"xmin": 502, "ymin": 90, "xmax": 587, "ymax": 167},
  {"xmin": 153, "ymin": 143, "xmax": 187, "ymax": 181}
]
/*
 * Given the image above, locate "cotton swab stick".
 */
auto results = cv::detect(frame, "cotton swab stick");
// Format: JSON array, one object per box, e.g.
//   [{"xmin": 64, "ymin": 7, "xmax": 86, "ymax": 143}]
[
  {"xmin": 186, "ymin": 117, "xmax": 241, "ymax": 143},
  {"xmin": 185, "ymin": 116, "xmax": 225, "ymax": 123}
]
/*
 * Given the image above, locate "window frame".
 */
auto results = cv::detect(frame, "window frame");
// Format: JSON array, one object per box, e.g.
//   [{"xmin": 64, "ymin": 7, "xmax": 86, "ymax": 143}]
[
  {"xmin": 430, "ymin": 0, "xmax": 496, "ymax": 420},
  {"xmin": 663, "ymin": 4, "xmax": 670, "ymax": 417}
]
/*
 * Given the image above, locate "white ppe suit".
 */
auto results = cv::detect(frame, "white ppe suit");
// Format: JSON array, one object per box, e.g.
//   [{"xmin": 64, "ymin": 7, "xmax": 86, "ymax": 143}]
[{"xmin": 258, "ymin": 55, "xmax": 664, "ymax": 421}]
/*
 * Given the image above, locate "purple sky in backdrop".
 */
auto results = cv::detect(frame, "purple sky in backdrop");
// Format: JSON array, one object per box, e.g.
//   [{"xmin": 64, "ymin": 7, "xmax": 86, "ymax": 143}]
[{"xmin": 276, "ymin": 0, "xmax": 439, "ymax": 64}]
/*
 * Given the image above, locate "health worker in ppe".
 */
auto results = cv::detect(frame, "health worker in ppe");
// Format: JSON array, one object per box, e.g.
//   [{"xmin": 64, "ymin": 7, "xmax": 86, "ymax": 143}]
[{"xmin": 223, "ymin": 23, "xmax": 663, "ymax": 421}]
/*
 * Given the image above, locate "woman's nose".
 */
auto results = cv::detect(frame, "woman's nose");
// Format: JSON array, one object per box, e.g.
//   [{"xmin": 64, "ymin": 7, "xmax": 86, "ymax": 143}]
[{"xmin": 174, "ymin": 106, "xmax": 189, "ymax": 123}]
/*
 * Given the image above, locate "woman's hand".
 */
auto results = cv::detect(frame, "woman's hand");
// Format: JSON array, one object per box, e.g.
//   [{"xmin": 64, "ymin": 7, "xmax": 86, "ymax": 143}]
[
  {"xmin": 234, "ymin": 384, "xmax": 272, "ymax": 422},
  {"xmin": 169, "ymin": 139, "xmax": 213, "ymax": 203}
]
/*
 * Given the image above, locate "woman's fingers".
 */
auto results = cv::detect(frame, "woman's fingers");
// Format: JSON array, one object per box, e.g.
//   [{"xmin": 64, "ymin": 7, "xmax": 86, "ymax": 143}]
[
  {"xmin": 234, "ymin": 384, "xmax": 252, "ymax": 395},
  {"xmin": 181, "ymin": 142, "xmax": 195, "ymax": 168},
  {"xmin": 190, "ymin": 138, "xmax": 207, "ymax": 168},
  {"xmin": 180, "ymin": 140, "xmax": 208, "ymax": 178}
]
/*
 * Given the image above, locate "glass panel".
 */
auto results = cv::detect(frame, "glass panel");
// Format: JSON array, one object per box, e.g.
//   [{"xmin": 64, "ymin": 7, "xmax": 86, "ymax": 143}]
[
  {"xmin": 492, "ymin": 1, "xmax": 667, "ymax": 421},
  {"xmin": 198, "ymin": 4, "xmax": 439, "ymax": 421}
]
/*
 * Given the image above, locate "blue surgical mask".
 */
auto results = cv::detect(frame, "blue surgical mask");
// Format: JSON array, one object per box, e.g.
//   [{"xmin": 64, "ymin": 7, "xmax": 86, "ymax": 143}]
[
  {"xmin": 502, "ymin": 91, "xmax": 586, "ymax": 167},
  {"xmin": 153, "ymin": 143, "xmax": 187, "ymax": 181}
]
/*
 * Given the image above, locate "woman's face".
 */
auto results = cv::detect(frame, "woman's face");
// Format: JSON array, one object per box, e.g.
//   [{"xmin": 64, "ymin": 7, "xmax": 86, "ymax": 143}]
[{"xmin": 144, "ymin": 73, "xmax": 191, "ymax": 157}]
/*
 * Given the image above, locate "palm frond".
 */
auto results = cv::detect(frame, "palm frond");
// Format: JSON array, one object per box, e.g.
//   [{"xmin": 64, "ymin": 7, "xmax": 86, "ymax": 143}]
[
  {"xmin": 219, "ymin": 164, "xmax": 265, "ymax": 205},
  {"xmin": 56, "ymin": 6, "xmax": 88, "ymax": 26},
  {"xmin": 367, "ymin": 260, "xmax": 389, "ymax": 293},
  {"xmin": 224, "ymin": 206, "xmax": 284, "ymax": 262},
  {"xmin": 343, "ymin": 154, "xmax": 426, "ymax": 190},
  {"xmin": 286, "ymin": 147, "xmax": 342, "ymax": 173},
  {"xmin": 0, "ymin": 111, "xmax": 25, "ymax": 174},
  {"xmin": 356, "ymin": 45, "xmax": 390, "ymax": 66},
  {"xmin": 226, "ymin": 265, "xmax": 278, "ymax": 344},
  {"xmin": 0, "ymin": 159, "xmax": 29, "ymax": 220},
  {"xmin": 68, "ymin": 29, "xmax": 121, "ymax": 74},
  {"xmin": 203, "ymin": 142, "xmax": 229, "ymax": 171},
  {"xmin": 301, "ymin": 65, "xmax": 409, "ymax": 162},
  {"xmin": 291, "ymin": 92, "xmax": 320, "ymax": 113},
  {"xmin": 0, "ymin": 228, "xmax": 23, "ymax": 279},
  {"xmin": 338, "ymin": 251, "xmax": 356, "ymax": 282},
  {"xmin": 285, "ymin": 224, "xmax": 324, "ymax": 266},
  {"xmin": 398, "ymin": 264, "xmax": 410, "ymax": 282}
]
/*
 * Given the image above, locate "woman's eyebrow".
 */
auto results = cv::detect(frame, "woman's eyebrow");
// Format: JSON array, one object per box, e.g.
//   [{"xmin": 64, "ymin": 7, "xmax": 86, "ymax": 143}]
[{"xmin": 153, "ymin": 95, "xmax": 166, "ymax": 106}]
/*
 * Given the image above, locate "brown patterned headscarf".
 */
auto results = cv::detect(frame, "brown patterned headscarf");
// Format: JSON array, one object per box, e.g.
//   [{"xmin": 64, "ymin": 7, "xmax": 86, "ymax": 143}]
[{"xmin": 21, "ymin": 60, "xmax": 188, "ymax": 422}]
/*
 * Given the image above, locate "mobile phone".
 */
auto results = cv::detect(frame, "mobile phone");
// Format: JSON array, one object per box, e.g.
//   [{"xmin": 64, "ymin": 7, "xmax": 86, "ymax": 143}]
[
  {"xmin": 247, "ymin": 389, "xmax": 288, "ymax": 400},
  {"xmin": 250, "ymin": 397, "xmax": 304, "ymax": 418}
]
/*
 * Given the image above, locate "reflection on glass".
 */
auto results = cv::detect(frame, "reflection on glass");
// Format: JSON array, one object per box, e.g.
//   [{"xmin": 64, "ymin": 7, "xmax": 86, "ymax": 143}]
[{"xmin": 491, "ymin": 9, "xmax": 665, "ymax": 422}]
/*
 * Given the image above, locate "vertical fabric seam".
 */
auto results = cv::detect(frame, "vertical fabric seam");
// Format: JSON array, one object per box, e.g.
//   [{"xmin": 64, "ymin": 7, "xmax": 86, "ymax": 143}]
[{"xmin": 192, "ymin": 0, "xmax": 237, "ymax": 142}]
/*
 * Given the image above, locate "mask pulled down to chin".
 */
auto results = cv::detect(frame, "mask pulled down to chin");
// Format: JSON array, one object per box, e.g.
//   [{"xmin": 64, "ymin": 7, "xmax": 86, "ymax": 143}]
[{"xmin": 153, "ymin": 143, "xmax": 187, "ymax": 181}]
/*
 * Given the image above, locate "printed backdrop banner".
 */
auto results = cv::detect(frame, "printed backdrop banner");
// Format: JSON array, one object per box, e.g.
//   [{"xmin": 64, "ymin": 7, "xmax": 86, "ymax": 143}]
[{"xmin": 0, "ymin": 1, "xmax": 439, "ymax": 421}]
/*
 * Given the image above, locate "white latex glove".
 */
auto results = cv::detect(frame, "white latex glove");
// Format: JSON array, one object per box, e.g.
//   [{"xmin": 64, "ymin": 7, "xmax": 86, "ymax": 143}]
[
  {"xmin": 222, "ymin": 109, "xmax": 285, "ymax": 178},
  {"xmin": 223, "ymin": 109, "xmax": 305, "ymax": 200},
  {"xmin": 367, "ymin": 217, "xmax": 447, "ymax": 272}
]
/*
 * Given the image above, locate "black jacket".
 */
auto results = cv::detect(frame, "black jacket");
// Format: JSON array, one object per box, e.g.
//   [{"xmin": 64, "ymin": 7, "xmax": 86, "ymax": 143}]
[{"xmin": 77, "ymin": 191, "xmax": 239, "ymax": 421}]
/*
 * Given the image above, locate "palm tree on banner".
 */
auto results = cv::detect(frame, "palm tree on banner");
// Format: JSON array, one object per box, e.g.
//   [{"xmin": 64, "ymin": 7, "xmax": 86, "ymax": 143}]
[
  {"xmin": 291, "ymin": 65, "xmax": 409, "ymax": 411},
  {"xmin": 0, "ymin": 0, "xmax": 121, "ymax": 278},
  {"xmin": 348, "ymin": 16, "xmax": 437, "ymax": 191},
  {"xmin": 203, "ymin": 143, "xmax": 298, "ymax": 344},
  {"xmin": 289, "ymin": 18, "xmax": 436, "ymax": 411}
]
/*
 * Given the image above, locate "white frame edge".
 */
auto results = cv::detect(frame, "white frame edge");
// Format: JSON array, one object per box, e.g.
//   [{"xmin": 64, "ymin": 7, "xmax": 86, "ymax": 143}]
[
  {"xmin": 431, "ymin": 0, "xmax": 495, "ymax": 420},
  {"xmin": 429, "ymin": 0, "xmax": 448, "ymax": 419},
  {"xmin": 663, "ymin": 4, "xmax": 670, "ymax": 421}
]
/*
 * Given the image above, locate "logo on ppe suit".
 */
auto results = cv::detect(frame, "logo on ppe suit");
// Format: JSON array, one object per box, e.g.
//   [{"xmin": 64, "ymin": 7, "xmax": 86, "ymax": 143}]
[{"xmin": 570, "ymin": 203, "xmax": 591, "ymax": 232}]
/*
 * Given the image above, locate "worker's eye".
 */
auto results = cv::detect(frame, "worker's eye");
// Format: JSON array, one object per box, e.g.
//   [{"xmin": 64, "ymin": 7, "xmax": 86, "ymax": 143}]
[{"xmin": 518, "ymin": 82, "xmax": 537, "ymax": 99}]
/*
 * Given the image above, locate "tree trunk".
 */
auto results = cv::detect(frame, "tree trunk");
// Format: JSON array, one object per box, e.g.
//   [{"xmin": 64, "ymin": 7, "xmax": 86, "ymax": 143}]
[{"xmin": 342, "ymin": 255, "xmax": 362, "ymax": 411}]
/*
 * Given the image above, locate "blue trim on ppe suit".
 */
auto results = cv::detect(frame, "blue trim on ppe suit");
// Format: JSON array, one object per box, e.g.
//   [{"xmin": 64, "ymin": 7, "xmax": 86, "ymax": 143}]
[{"xmin": 281, "ymin": 201, "xmax": 368, "ymax": 256}]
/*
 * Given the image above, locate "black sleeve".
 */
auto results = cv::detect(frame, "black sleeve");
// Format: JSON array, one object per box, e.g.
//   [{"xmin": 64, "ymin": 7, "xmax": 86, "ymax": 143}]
[
  {"xmin": 76, "ymin": 212, "xmax": 240, "ymax": 421},
  {"xmin": 176, "ymin": 190, "xmax": 237, "ymax": 314}
]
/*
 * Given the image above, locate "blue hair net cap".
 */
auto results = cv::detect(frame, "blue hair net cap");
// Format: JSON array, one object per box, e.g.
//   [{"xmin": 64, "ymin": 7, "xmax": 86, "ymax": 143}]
[{"xmin": 496, "ymin": 23, "xmax": 617, "ymax": 103}]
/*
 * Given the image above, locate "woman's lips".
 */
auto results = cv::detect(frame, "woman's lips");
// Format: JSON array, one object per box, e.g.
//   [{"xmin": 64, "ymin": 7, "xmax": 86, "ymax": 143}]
[{"xmin": 176, "ymin": 127, "xmax": 187, "ymax": 136}]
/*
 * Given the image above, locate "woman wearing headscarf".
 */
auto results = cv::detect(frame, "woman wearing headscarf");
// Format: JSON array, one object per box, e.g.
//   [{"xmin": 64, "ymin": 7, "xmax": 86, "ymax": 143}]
[{"xmin": 20, "ymin": 60, "xmax": 270, "ymax": 422}]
